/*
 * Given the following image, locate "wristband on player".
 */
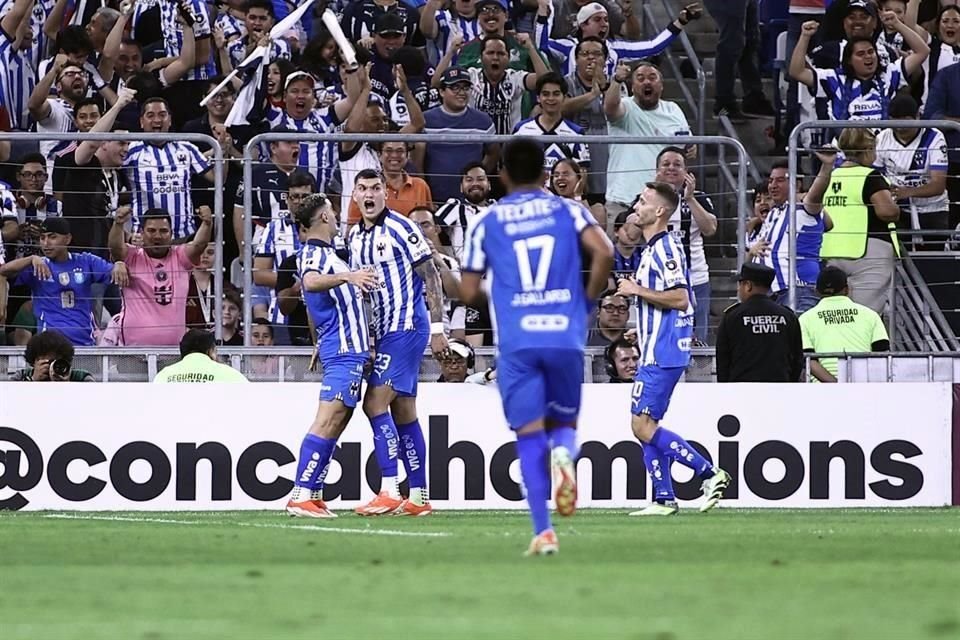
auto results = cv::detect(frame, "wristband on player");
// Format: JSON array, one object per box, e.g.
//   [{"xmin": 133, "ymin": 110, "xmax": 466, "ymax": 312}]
[{"xmin": 430, "ymin": 322, "xmax": 445, "ymax": 335}]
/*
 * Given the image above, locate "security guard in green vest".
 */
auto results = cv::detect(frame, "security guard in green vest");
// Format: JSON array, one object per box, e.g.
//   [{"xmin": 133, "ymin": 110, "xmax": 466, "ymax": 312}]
[
  {"xmin": 799, "ymin": 266, "xmax": 890, "ymax": 383},
  {"xmin": 819, "ymin": 128, "xmax": 901, "ymax": 314},
  {"xmin": 715, "ymin": 263, "xmax": 804, "ymax": 383},
  {"xmin": 154, "ymin": 330, "xmax": 249, "ymax": 383}
]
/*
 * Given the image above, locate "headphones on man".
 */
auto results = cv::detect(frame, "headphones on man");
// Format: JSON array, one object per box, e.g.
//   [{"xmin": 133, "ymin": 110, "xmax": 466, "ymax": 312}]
[
  {"xmin": 448, "ymin": 338, "xmax": 475, "ymax": 369},
  {"xmin": 604, "ymin": 339, "xmax": 637, "ymax": 380}
]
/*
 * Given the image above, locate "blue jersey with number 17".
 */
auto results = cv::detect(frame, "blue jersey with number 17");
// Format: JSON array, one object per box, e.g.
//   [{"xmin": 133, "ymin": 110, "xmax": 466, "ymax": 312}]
[{"xmin": 462, "ymin": 190, "xmax": 596, "ymax": 354}]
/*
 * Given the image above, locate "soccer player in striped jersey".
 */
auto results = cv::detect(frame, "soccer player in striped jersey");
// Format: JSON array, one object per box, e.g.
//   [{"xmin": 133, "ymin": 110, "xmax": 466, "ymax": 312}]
[
  {"xmin": 615, "ymin": 182, "xmax": 730, "ymax": 516},
  {"xmin": 267, "ymin": 67, "xmax": 363, "ymax": 193},
  {"xmin": 348, "ymin": 168, "xmax": 449, "ymax": 517},
  {"xmin": 286, "ymin": 194, "xmax": 379, "ymax": 518},
  {"xmin": 460, "ymin": 139, "xmax": 614, "ymax": 556},
  {"xmin": 0, "ymin": 0, "xmax": 38, "ymax": 130},
  {"xmin": 123, "ymin": 96, "xmax": 214, "ymax": 238}
]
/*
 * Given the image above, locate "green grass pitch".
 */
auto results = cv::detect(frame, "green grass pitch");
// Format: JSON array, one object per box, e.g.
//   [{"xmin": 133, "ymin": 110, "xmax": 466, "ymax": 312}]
[{"xmin": 2, "ymin": 509, "xmax": 959, "ymax": 639}]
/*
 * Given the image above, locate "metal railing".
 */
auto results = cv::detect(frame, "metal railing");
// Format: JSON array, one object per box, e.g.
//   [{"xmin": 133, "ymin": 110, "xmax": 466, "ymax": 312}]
[
  {"xmin": 0, "ymin": 132, "xmax": 227, "ymax": 340},
  {"xmin": 241, "ymin": 132, "xmax": 751, "ymax": 345}
]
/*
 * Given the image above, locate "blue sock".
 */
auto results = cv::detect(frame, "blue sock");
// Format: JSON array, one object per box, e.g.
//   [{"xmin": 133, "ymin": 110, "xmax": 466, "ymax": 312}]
[
  {"xmin": 516, "ymin": 431, "xmax": 552, "ymax": 536},
  {"xmin": 650, "ymin": 426, "xmax": 714, "ymax": 478},
  {"xmin": 641, "ymin": 442, "xmax": 676, "ymax": 503},
  {"xmin": 369, "ymin": 413, "xmax": 400, "ymax": 477},
  {"xmin": 294, "ymin": 434, "xmax": 337, "ymax": 490},
  {"xmin": 547, "ymin": 426, "xmax": 579, "ymax": 460},
  {"xmin": 396, "ymin": 419, "xmax": 428, "ymax": 489}
]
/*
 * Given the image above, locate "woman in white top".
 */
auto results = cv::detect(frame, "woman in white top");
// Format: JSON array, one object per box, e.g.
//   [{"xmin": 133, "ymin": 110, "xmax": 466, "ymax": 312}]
[{"xmin": 905, "ymin": 1, "xmax": 960, "ymax": 108}]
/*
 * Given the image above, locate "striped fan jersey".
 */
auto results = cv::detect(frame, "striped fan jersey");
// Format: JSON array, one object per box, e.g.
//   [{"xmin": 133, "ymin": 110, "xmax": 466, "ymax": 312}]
[
  {"xmin": 347, "ymin": 208, "xmax": 432, "ymax": 340},
  {"xmin": 123, "ymin": 141, "xmax": 213, "ymax": 238},
  {"xmin": 160, "ymin": 0, "xmax": 216, "ymax": 81},
  {"xmin": 424, "ymin": 9, "xmax": 482, "ymax": 64},
  {"xmin": 634, "ymin": 230, "xmax": 693, "ymax": 368},
  {"xmin": 267, "ymin": 105, "xmax": 342, "ymax": 193},
  {"xmin": 299, "ymin": 238, "xmax": 370, "ymax": 360},
  {"xmin": 0, "ymin": 25, "xmax": 36, "ymax": 130},
  {"xmin": 511, "ymin": 116, "xmax": 591, "ymax": 171},
  {"xmin": 435, "ymin": 196, "xmax": 494, "ymax": 262},
  {"xmin": 0, "ymin": 0, "xmax": 53, "ymax": 72},
  {"xmin": 812, "ymin": 59, "xmax": 908, "ymax": 121},
  {"xmin": 227, "ymin": 36, "xmax": 291, "ymax": 69},
  {"xmin": 215, "ymin": 11, "xmax": 246, "ymax": 42},
  {"xmin": 752, "ymin": 201, "xmax": 825, "ymax": 293},
  {"xmin": 466, "ymin": 67, "xmax": 530, "ymax": 135},
  {"xmin": 256, "ymin": 216, "xmax": 302, "ymax": 324}
]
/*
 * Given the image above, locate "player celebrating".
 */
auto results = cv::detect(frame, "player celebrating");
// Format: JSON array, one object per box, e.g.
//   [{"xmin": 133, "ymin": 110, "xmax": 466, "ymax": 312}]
[
  {"xmin": 349, "ymin": 169, "xmax": 448, "ymax": 517},
  {"xmin": 460, "ymin": 139, "xmax": 614, "ymax": 556},
  {"xmin": 286, "ymin": 194, "xmax": 378, "ymax": 518},
  {"xmin": 616, "ymin": 183, "xmax": 731, "ymax": 516}
]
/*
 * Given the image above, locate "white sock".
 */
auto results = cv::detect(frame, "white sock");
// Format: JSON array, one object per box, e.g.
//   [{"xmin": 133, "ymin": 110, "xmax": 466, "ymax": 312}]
[
  {"xmin": 291, "ymin": 486, "xmax": 309, "ymax": 502},
  {"xmin": 310, "ymin": 489, "xmax": 324, "ymax": 501},
  {"xmin": 382, "ymin": 476, "xmax": 400, "ymax": 498},
  {"xmin": 409, "ymin": 487, "xmax": 429, "ymax": 506}
]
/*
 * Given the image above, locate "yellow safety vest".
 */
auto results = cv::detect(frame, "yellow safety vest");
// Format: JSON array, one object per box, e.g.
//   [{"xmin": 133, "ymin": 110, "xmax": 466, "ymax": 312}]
[{"xmin": 820, "ymin": 164, "xmax": 901, "ymax": 260}]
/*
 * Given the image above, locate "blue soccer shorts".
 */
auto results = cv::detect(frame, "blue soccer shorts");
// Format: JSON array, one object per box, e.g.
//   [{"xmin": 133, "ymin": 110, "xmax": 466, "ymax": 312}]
[
  {"xmin": 319, "ymin": 354, "xmax": 368, "ymax": 408},
  {"xmin": 497, "ymin": 348, "xmax": 584, "ymax": 430},
  {"xmin": 369, "ymin": 329, "xmax": 429, "ymax": 397},
  {"xmin": 630, "ymin": 365, "xmax": 685, "ymax": 421}
]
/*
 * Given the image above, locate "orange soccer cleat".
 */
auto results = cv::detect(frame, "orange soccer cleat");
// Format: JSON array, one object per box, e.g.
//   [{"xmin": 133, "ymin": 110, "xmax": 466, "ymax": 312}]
[
  {"xmin": 286, "ymin": 499, "xmax": 337, "ymax": 518},
  {"xmin": 354, "ymin": 492, "xmax": 404, "ymax": 516},
  {"xmin": 524, "ymin": 529, "xmax": 559, "ymax": 557},
  {"xmin": 392, "ymin": 499, "xmax": 433, "ymax": 517}
]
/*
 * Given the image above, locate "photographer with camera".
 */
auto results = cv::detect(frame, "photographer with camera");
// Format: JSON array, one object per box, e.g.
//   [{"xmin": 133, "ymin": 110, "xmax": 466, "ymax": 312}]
[{"xmin": 10, "ymin": 330, "xmax": 95, "ymax": 381}]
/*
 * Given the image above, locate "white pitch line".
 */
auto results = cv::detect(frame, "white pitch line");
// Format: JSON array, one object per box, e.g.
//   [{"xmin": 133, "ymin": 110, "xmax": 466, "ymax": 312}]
[{"xmin": 40, "ymin": 513, "xmax": 452, "ymax": 538}]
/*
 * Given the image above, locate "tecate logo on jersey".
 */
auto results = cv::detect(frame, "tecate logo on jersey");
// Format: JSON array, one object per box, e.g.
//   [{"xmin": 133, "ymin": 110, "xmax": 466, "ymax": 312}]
[
  {"xmin": 520, "ymin": 314, "xmax": 570, "ymax": 332},
  {"xmin": 0, "ymin": 414, "xmax": 932, "ymax": 511}
]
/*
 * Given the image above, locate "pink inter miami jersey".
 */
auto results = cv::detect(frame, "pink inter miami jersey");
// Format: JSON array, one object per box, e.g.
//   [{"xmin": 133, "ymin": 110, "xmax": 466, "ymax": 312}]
[{"xmin": 120, "ymin": 244, "xmax": 194, "ymax": 346}]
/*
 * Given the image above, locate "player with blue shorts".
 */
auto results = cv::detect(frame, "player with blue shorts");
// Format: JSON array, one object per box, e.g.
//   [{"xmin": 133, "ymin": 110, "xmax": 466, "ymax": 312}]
[
  {"xmin": 461, "ymin": 139, "xmax": 614, "ymax": 556},
  {"xmin": 616, "ymin": 182, "xmax": 731, "ymax": 516},
  {"xmin": 286, "ymin": 194, "xmax": 378, "ymax": 518},
  {"xmin": 348, "ymin": 169, "xmax": 449, "ymax": 517}
]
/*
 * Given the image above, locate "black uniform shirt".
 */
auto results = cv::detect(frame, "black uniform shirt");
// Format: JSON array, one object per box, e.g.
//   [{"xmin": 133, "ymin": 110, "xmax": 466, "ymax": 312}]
[{"xmin": 715, "ymin": 295, "xmax": 804, "ymax": 383}]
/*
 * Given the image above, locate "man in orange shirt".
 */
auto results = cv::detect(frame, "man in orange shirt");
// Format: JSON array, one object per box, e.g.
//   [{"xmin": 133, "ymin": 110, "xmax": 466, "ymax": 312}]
[{"xmin": 347, "ymin": 140, "xmax": 433, "ymax": 223}]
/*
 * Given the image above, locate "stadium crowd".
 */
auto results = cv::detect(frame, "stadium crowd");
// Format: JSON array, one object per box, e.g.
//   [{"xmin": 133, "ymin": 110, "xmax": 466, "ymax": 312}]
[{"xmin": 0, "ymin": 0, "xmax": 957, "ymax": 382}]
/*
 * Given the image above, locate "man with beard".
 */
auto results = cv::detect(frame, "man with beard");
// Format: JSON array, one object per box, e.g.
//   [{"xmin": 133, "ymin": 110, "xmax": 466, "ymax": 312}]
[
  {"xmin": 603, "ymin": 61, "xmax": 692, "ymax": 232},
  {"xmin": 109, "ymin": 206, "xmax": 213, "ymax": 346},
  {"xmin": 123, "ymin": 96, "xmax": 214, "ymax": 239},
  {"xmin": 457, "ymin": 0, "xmax": 547, "ymax": 74},
  {"xmin": 436, "ymin": 161, "xmax": 496, "ymax": 262}
]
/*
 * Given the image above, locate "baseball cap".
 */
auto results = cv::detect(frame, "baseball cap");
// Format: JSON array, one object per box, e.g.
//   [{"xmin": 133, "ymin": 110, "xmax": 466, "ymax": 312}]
[
  {"xmin": 440, "ymin": 67, "xmax": 471, "ymax": 87},
  {"xmin": 448, "ymin": 340, "xmax": 474, "ymax": 362},
  {"xmin": 374, "ymin": 11, "xmax": 406, "ymax": 36},
  {"xmin": 577, "ymin": 2, "xmax": 608, "ymax": 25},
  {"xmin": 845, "ymin": 0, "xmax": 878, "ymax": 18},
  {"xmin": 475, "ymin": 0, "xmax": 507, "ymax": 11},
  {"xmin": 41, "ymin": 217, "xmax": 71, "ymax": 235},
  {"xmin": 284, "ymin": 70, "xmax": 315, "ymax": 90},
  {"xmin": 737, "ymin": 263, "xmax": 775, "ymax": 288},
  {"xmin": 816, "ymin": 266, "xmax": 849, "ymax": 295}
]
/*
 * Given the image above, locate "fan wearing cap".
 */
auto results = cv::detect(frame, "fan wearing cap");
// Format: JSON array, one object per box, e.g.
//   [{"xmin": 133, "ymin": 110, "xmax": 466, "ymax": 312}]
[
  {"xmin": 810, "ymin": 0, "xmax": 900, "ymax": 71},
  {"xmin": 874, "ymin": 93, "xmax": 950, "ymax": 248},
  {"xmin": 799, "ymin": 266, "xmax": 889, "ymax": 383},
  {"xmin": 535, "ymin": 0, "xmax": 701, "ymax": 77},
  {"xmin": 341, "ymin": 0, "xmax": 422, "ymax": 46},
  {"xmin": 546, "ymin": 0, "xmax": 640, "ymax": 41},
  {"xmin": 715, "ymin": 263, "xmax": 804, "ymax": 383},
  {"xmin": 455, "ymin": 0, "xmax": 550, "ymax": 78},
  {"xmin": 360, "ymin": 12, "xmax": 416, "ymax": 99},
  {"xmin": 0, "ymin": 218, "xmax": 125, "ymax": 346},
  {"xmin": 265, "ymin": 60, "xmax": 365, "ymax": 194}
]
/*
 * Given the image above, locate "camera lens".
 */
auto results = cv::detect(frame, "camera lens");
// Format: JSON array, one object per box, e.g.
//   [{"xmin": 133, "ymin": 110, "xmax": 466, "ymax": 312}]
[{"xmin": 51, "ymin": 359, "xmax": 70, "ymax": 377}]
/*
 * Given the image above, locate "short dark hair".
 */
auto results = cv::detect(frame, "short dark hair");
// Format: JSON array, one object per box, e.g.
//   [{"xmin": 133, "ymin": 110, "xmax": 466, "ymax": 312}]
[
  {"xmin": 461, "ymin": 161, "xmax": 486, "ymax": 177},
  {"xmin": 207, "ymin": 76, "xmax": 236, "ymax": 95},
  {"xmin": 288, "ymin": 170, "xmax": 317, "ymax": 191},
  {"xmin": 536, "ymin": 72, "xmax": 567, "ymax": 95},
  {"xmin": 179, "ymin": 329, "xmax": 216, "ymax": 357},
  {"xmin": 645, "ymin": 181, "xmax": 680, "ymax": 212},
  {"xmin": 140, "ymin": 96, "xmax": 170, "ymax": 116},
  {"xmin": 250, "ymin": 317, "xmax": 274, "ymax": 337},
  {"xmin": 609, "ymin": 337, "xmax": 638, "ymax": 355},
  {"xmin": 244, "ymin": 0, "xmax": 275, "ymax": 16},
  {"xmin": 656, "ymin": 146, "xmax": 687, "ymax": 166},
  {"xmin": 119, "ymin": 37, "xmax": 140, "ymax": 49},
  {"xmin": 295, "ymin": 193, "xmax": 332, "ymax": 229},
  {"xmin": 502, "ymin": 138, "xmax": 545, "ymax": 185},
  {"xmin": 24, "ymin": 330, "xmax": 74, "ymax": 366},
  {"xmin": 57, "ymin": 25, "xmax": 93, "ymax": 55},
  {"xmin": 575, "ymin": 36, "xmax": 609, "ymax": 60},
  {"xmin": 392, "ymin": 46, "xmax": 427, "ymax": 77},
  {"xmin": 356, "ymin": 168, "xmax": 384, "ymax": 183},
  {"xmin": 752, "ymin": 181, "xmax": 769, "ymax": 203},
  {"xmin": 481, "ymin": 34, "xmax": 508, "ymax": 53},
  {"xmin": 141, "ymin": 208, "xmax": 172, "ymax": 228},
  {"xmin": 125, "ymin": 70, "xmax": 163, "ymax": 102},
  {"xmin": 18, "ymin": 152, "xmax": 46, "ymax": 170},
  {"xmin": 771, "ymin": 159, "xmax": 789, "ymax": 172},
  {"xmin": 74, "ymin": 97, "xmax": 101, "ymax": 113}
]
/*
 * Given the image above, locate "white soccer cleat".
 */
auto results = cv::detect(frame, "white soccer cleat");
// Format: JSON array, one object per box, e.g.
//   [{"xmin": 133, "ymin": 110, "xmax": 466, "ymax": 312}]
[
  {"xmin": 628, "ymin": 501, "xmax": 679, "ymax": 516},
  {"xmin": 699, "ymin": 468, "xmax": 732, "ymax": 513},
  {"xmin": 551, "ymin": 446, "xmax": 577, "ymax": 517}
]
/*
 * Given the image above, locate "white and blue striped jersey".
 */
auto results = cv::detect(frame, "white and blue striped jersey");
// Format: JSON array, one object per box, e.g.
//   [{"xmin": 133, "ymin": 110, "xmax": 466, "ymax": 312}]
[
  {"xmin": 511, "ymin": 116, "xmax": 591, "ymax": 171},
  {"xmin": 462, "ymin": 189, "xmax": 595, "ymax": 354},
  {"xmin": 812, "ymin": 59, "xmax": 908, "ymax": 121},
  {"xmin": 347, "ymin": 209, "xmax": 432, "ymax": 340},
  {"xmin": 0, "ymin": 26, "xmax": 36, "ymax": 130},
  {"xmin": 267, "ymin": 105, "xmax": 342, "ymax": 193},
  {"xmin": 215, "ymin": 11, "xmax": 246, "ymax": 42},
  {"xmin": 123, "ymin": 141, "xmax": 213, "ymax": 238},
  {"xmin": 255, "ymin": 217, "xmax": 302, "ymax": 323},
  {"xmin": 535, "ymin": 11, "xmax": 680, "ymax": 77},
  {"xmin": 160, "ymin": 0, "xmax": 216, "ymax": 81},
  {"xmin": 425, "ymin": 10, "xmax": 482, "ymax": 65},
  {"xmin": 0, "ymin": 0, "xmax": 53, "ymax": 72},
  {"xmin": 299, "ymin": 238, "xmax": 369, "ymax": 361},
  {"xmin": 752, "ymin": 201, "xmax": 825, "ymax": 293},
  {"xmin": 227, "ymin": 36, "xmax": 291, "ymax": 69},
  {"xmin": 635, "ymin": 230, "xmax": 693, "ymax": 368}
]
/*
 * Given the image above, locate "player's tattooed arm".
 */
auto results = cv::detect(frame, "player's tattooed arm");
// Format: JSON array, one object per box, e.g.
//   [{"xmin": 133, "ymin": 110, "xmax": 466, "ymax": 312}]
[{"xmin": 416, "ymin": 259, "xmax": 451, "ymax": 357}]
